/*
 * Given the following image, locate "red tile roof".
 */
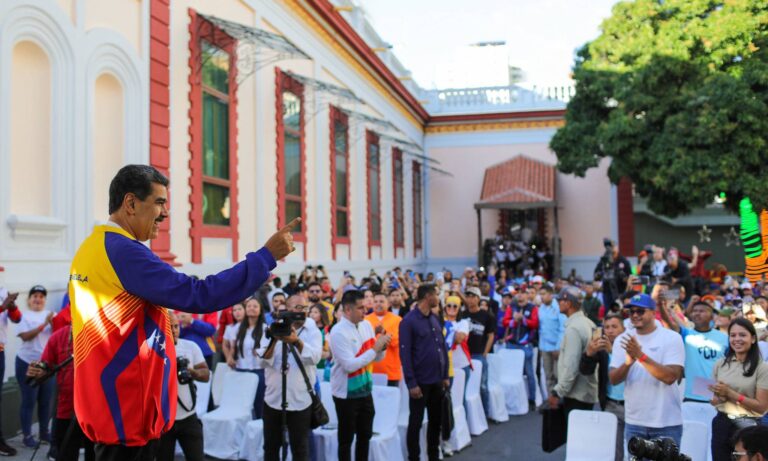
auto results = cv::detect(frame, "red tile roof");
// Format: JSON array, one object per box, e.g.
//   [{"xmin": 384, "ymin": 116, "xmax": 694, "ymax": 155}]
[{"xmin": 477, "ymin": 155, "xmax": 556, "ymax": 208}]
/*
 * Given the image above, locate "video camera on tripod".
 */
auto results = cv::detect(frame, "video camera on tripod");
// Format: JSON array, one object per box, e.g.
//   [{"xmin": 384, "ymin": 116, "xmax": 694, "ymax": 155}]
[
  {"xmin": 628, "ymin": 436, "xmax": 691, "ymax": 461},
  {"xmin": 265, "ymin": 311, "xmax": 307, "ymax": 339}
]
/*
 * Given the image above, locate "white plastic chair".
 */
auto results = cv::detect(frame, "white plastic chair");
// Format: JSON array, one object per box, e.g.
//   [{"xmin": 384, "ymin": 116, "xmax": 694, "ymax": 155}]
[
  {"xmin": 211, "ymin": 362, "xmax": 232, "ymax": 406},
  {"xmin": 495, "ymin": 349, "xmax": 528, "ymax": 415},
  {"xmin": 465, "ymin": 360, "xmax": 488, "ymax": 435},
  {"xmin": 313, "ymin": 381, "xmax": 339, "ymax": 461},
  {"xmin": 565, "ymin": 410, "xmax": 618, "ymax": 461},
  {"xmin": 485, "ymin": 355, "xmax": 510, "ymax": 422},
  {"xmin": 682, "ymin": 401, "xmax": 717, "ymax": 461},
  {"xmin": 370, "ymin": 386, "xmax": 404, "ymax": 461},
  {"xmin": 680, "ymin": 420, "xmax": 708, "ymax": 461},
  {"xmin": 448, "ymin": 370, "xmax": 471, "ymax": 453},
  {"xmin": 202, "ymin": 371, "xmax": 259, "ymax": 459},
  {"xmin": 239, "ymin": 419, "xmax": 264, "ymax": 461},
  {"xmin": 372, "ymin": 373, "xmax": 389, "ymax": 386}
]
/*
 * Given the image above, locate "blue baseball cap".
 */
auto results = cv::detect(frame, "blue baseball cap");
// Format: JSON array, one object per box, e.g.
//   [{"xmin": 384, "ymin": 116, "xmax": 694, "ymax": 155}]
[{"xmin": 627, "ymin": 293, "xmax": 655, "ymax": 310}]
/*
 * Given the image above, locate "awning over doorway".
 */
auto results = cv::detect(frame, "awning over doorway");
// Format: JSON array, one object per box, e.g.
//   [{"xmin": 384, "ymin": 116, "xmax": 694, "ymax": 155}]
[{"xmin": 475, "ymin": 155, "xmax": 556, "ymax": 209}]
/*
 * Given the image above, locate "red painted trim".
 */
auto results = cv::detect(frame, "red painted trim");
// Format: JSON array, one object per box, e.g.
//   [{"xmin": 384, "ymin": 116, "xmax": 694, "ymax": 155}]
[
  {"xmin": 275, "ymin": 68, "xmax": 307, "ymax": 260},
  {"xmin": 392, "ymin": 147, "xmax": 405, "ymax": 251},
  {"xmin": 412, "ymin": 161, "xmax": 422, "ymax": 252},
  {"xmin": 428, "ymin": 109, "xmax": 566, "ymax": 124},
  {"xmin": 365, "ymin": 131, "xmax": 381, "ymax": 259},
  {"xmin": 617, "ymin": 177, "xmax": 635, "ymax": 257},
  {"xmin": 187, "ymin": 9, "xmax": 240, "ymax": 264},
  {"xmin": 329, "ymin": 106, "xmax": 351, "ymax": 260},
  {"xmin": 149, "ymin": 0, "xmax": 178, "ymax": 265},
  {"xmin": 304, "ymin": 0, "xmax": 429, "ymax": 123}
]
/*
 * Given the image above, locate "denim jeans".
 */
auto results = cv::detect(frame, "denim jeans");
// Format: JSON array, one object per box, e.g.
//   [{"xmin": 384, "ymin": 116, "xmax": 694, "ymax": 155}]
[
  {"xmin": 16, "ymin": 356, "xmax": 54, "ymax": 437},
  {"xmin": 470, "ymin": 354, "xmax": 490, "ymax": 414},
  {"xmin": 506, "ymin": 344, "xmax": 536, "ymax": 402},
  {"xmin": 624, "ymin": 423, "xmax": 682, "ymax": 460}
]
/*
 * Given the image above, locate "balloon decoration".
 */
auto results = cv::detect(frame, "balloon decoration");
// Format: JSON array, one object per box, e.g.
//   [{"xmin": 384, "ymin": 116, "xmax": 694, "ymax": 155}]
[{"xmin": 739, "ymin": 197, "xmax": 768, "ymax": 282}]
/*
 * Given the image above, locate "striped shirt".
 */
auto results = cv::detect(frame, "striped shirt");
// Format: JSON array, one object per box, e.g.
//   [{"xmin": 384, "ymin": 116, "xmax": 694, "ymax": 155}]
[{"xmin": 329, "ymin": 317, "xmax": 384, "ymax": 398}]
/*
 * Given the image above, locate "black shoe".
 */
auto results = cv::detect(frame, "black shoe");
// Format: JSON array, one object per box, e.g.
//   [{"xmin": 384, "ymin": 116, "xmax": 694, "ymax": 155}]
[{"xmin": 0, "ymin": 439, "xmax": 17, "ymax": 457}]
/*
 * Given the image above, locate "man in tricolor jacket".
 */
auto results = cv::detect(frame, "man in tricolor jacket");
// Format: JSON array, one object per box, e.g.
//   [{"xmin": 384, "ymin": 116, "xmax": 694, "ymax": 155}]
[{"xmin": 69, "ymin": 165, "xmax": 298, "ymax": 461}]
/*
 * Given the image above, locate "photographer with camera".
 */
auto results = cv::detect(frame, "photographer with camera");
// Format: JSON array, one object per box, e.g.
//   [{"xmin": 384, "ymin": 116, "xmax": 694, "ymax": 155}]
[
  {"xmin": 257, "ymin": 295, "xmax": 322, "ymax": 461},
  {"xmin": 594, "ymin": 239, "xmax": 631, "ymax": 315},
  {"xmin": 330, "ymin": 290, "xmax": 391, "ymax": 461},
  {"xmin": 157, "ymin": 312, "xmax": 209, "ymax": 461}
]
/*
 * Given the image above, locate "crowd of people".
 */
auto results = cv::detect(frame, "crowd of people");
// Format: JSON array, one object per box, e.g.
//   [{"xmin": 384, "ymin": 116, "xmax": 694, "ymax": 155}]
[
  {"xmin": 2, "ymin": 244, "xmax": 768, "ymax": 461},
  {"xmin": 1, "ymin": 165, "xmax": 767, "ymax": 461}
]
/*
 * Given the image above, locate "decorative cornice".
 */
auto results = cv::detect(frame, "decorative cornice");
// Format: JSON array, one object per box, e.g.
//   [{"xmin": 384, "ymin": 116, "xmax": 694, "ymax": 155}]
[{"xmin": 425, "ymin": 119, "xmax": 565, "ymax": 134}]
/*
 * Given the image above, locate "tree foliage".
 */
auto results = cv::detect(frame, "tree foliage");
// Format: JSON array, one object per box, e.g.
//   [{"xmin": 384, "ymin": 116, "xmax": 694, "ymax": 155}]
[{"xmin": 550, "ymin": 0, "xmax": 768, "ymax": 217}]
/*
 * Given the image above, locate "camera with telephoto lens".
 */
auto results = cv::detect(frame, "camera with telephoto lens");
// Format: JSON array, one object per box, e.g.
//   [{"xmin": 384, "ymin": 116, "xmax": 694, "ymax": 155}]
[
  {"xmin": 266, "ymin": 311, "xmax": 306, "ymax": 339},
  {"xmin": 177, "ymin": 356, "xmax": 193, "ymax": 385},
  {"xmin": 628, "ymin": 436, "xmax": 690, "ymax": 461}
]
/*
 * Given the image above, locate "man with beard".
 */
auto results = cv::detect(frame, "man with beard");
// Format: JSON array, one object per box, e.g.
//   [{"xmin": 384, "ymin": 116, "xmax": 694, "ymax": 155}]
[{"xmin": 307, "ymin": 281, "xmax": 334, "ymax": 324}]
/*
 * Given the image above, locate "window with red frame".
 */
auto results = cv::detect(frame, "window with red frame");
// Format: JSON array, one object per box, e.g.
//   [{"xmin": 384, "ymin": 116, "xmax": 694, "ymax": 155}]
[
  {"xmin": 392, "ymin": 147, "xmax": 405, "ymax": 249},
  {"xmin": 187, "ymin": 11, "xmax": 240, "ymax": 264},
  {"xmin": 412, "ymin": 161, "xmax": 423, "ymax": 251},
  {"xmin": 330, "ymin": 107, "xmax": 350, "ymax": 244},
  {"xmin": 366, "ymin": 131, "xmax": 382, "ymax": 248},
  {"xmin": 201, "ymin": 41, "xmax": 231, "ymax": 226},
  {"xmin": 276, "ymin": 71, "xmax": 305, "ymax": 237}
]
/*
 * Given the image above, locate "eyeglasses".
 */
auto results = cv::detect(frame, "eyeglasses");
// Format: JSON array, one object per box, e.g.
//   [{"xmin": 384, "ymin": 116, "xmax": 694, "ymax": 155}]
[
  {"xmin": 731, "ymin": 451, "xmax": 748, "ymax": 461},
  {"xmin": 629, "ymin": 308, "xmax": 647, "ymax": 317}
]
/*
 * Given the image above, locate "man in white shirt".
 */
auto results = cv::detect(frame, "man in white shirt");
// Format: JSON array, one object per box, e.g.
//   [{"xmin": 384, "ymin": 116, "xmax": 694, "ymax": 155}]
[
  {"xmin": 329, "ymin": 290, "xmax": 390, "ymax": 461},
  {"xmin": 609, "ymin": 294, "xmax": 685, "ymax": 452},
  {"xmin": 258, "ymin": 295, "xmax": 322, "ymax": 461},
  {"xmin": 157, "ymin": 312, "xmax": 210, "ymax": 461}
]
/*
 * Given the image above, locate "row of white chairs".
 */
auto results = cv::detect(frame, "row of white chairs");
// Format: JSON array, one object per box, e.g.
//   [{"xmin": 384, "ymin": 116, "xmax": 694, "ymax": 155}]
[
  {"xmin": 199, "ymin": 348, "xmax": 536, "ymax": 460},
  {"xmin": 564, "ymin": 404, "xmax": 714, "ymax": 461}
]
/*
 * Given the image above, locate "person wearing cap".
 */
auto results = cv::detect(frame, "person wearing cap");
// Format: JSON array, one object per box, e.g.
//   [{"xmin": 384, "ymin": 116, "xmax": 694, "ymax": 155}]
[
  {"xmin": 548, "ymin": 286, "xmax": 597, "ymax": 418},
  {"xmin": 659, "ymin": 296, "xmax": 728, "ymax": 402},
  {"xmin": 0, "ymin": 287, "xmax": 22, "ymax": 456},
  {"xmin": 609, "ymin": 293, "xmax": 685, "ymax": 451},
  {"xmin": 459, "ymin": 286, "xmax": 495, "ymax": 414},
  {"xmin": 15, "ymin": 285, "xmax": 55, "ymax": 448},
  {"xmin": 715, "ymin": 307, "xmax": 735, "ymax": 333}
]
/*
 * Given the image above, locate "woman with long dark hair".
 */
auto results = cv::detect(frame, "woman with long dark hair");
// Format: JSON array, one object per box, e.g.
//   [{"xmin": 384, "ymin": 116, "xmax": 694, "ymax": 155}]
[
  {"xmin": 234, "ymin": 297, "xmax": 267, "ymax": 418},
  {"xmin": 222, "ymin": 302, "xmax": 245, "ymax": 369},
  {"xmin": 709, "ymin": 318, "xmax": 768, "ymax": 461}
]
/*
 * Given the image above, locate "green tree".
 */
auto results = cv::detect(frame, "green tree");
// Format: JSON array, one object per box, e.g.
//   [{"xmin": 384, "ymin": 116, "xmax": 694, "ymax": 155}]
[{"xmin": 551, "ymin": 0, "xmax": 768, "ymax": 217}]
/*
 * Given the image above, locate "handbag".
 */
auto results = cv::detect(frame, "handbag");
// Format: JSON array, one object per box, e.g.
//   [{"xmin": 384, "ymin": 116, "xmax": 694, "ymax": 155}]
[
  {"xmin": 289, "ymin": 345, "xmax": 330, "ymax": 429},
  {"xmin": 541, "ymin": 404, "xmax": 567, "ymax": 453}
]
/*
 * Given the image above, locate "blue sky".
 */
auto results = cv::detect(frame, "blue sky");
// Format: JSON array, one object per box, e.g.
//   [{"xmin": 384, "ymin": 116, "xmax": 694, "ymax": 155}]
[{"xmin": 358, "ymin": 0, "xmax": 621, "ymax": 90}]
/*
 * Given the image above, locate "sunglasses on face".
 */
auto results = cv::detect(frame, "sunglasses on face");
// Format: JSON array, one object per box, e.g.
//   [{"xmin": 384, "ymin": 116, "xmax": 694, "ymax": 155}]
[
  {"xmin": 445, "ymin": 304, "xmax": 459, "ymax": 308},
  {"xmin": 629, "ymin": 308, "xmax": 647, "ymax": 317}
]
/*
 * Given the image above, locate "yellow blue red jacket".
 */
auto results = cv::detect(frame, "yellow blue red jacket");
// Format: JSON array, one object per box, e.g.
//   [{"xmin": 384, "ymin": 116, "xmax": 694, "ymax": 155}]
[{"xmin": 69, "ymin": 224, "xmax": 275, "ymax": 446}]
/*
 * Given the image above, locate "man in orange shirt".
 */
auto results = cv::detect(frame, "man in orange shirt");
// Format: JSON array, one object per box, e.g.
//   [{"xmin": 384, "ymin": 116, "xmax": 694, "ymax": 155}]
[{"xmin": 365, "ymin": 292, "xmax": 402, "ymax": 386}]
